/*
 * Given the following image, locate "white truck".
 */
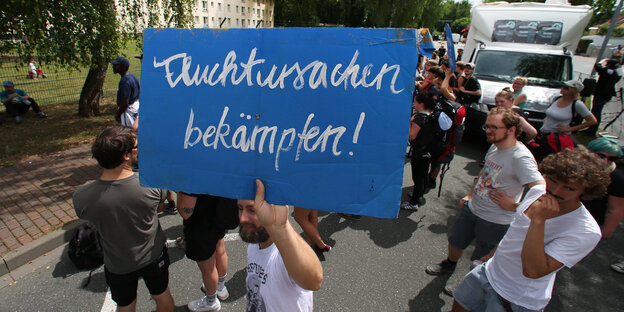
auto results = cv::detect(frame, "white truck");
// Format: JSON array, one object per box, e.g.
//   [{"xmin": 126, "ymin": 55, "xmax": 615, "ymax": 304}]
[{"xmin": 461, "ymin": 0, "xmax": 592, "ymax": 130}]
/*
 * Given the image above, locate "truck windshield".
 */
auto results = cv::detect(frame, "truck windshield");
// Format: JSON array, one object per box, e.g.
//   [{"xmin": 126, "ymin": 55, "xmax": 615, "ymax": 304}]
[{"xmin": 473, "ymin": 50, "xmax": 571, "ymax": 88}]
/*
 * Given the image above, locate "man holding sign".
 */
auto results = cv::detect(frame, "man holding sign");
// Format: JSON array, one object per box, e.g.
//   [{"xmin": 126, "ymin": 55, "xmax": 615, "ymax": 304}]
[{"xmin": 238, "ymin": 180, "xmax": 323, "ymax": 311}]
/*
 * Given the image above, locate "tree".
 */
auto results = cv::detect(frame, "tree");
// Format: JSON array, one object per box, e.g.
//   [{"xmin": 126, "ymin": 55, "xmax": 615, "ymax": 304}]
[
  {"xmin": 436, "ymin": 0, "xmax": 472, "ymax": 32},
  {"xmin": 0, "ymin": 0, "xmax": 194, "ymax": 117}
]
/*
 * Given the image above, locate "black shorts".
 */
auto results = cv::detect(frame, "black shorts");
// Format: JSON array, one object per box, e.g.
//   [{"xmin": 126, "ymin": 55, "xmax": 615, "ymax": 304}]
[
  {"xmin": 183, "ymin": 195, "xmax": 227, "ymax": 262},
  {"xmin": 104, "ymin": 247, "xmax": 170, "ymax": 307}
]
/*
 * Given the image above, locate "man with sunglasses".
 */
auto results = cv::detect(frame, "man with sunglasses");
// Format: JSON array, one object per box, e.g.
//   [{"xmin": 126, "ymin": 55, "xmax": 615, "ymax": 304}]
[
  {"xmin": 426, "ymin": 108, "xmax": 544, "ymax": 292},
  {"xmin": 73, "ymin": 126, "xmax": 174, "ymax": 312},
  {"xmin": 451, "ymin": 148, "xmax": 607, "ymax": 312}
]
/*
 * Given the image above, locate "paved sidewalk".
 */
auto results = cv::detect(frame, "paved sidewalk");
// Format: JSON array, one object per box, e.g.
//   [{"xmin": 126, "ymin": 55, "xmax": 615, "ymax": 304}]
[{"xmin": 0, "ymin": 143, "xmax": 97, "ymax": 274}]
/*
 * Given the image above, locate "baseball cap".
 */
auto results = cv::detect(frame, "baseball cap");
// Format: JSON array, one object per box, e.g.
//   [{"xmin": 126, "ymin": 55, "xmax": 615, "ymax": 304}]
[
  {"xmin": 563, "ymin": 80, "xmax": 584, "ymax": 92},
  {"xmin": 110, "ymin": 57, "xmax": 130, "ymax": 67},
  {"xmin": 3, "ymin": 80, "xmax": 14, "ymax": 87},
  {"xmin": 465, "ymin": 63, "xmax": 475, "ymax": 69}
]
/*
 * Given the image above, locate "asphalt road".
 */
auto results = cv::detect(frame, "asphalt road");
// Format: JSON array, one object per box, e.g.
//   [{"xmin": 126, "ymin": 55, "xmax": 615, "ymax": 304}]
[
  {"xmin": 1, "ymin": 52, "xmax": 623, "ymax": 312},
  {"xmin": 1, "ymin": 134, "xmax": 624, "ymax": 312}
]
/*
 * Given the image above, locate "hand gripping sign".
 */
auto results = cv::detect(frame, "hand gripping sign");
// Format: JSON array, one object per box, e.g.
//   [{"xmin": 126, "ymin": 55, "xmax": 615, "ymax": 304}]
[{"xmin": 139, "ymin": 28, "xmax": 418, "ymax": 218}]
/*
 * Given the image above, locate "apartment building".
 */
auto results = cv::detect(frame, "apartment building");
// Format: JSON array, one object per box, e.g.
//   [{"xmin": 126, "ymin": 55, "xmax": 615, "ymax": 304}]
[{"xmin": 192, "ymin": 0, "xmax": 275, "ymax": 29}]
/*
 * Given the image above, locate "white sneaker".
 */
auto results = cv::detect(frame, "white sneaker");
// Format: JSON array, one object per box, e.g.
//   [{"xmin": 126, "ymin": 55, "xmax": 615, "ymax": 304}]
[
  {"xmin": 217, "ymin": 286, "xmax": 229, "ymax": 300},
  {"xmin": 400, "ymin": 201, "xmax": 418, "ymax": 211},
  {"xmin": 201, "ymin": 283, "xmax": 229, "ymax": 300},
  {"xmin": 188, "ymin": 296, "xmax": 221, "ymax": 312},
  {"xmin": 611, "ymin": 260, "xmax": 624, "ymax": 273}
]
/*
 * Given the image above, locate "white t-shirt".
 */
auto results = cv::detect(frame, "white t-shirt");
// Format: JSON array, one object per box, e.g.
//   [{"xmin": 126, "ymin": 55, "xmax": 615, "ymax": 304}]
[
  {"xmin": 29, "ymin": 62, "xmax": 37, "ymax": 73},
  {"xmin": 485, "ymin": 185, "xmax": 601, "ymax": 310},
  {"xmin": 246, "ymin": 243, "xmax": 313, "ymax": 312},
  {"xmin": 469, "ymin": 143, "xmax": 543, "ymax": 224},
  {"xmin": 540, "ymin": 99, "xmax": 591, "ymax": 134}
]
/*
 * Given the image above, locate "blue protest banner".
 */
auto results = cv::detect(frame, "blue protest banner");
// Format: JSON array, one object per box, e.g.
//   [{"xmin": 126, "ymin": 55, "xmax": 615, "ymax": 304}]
[
  {"xmin": 444, "ymin": 24, "xmax": 456, "ymax": 72},
  {"xmin": 417, "ymin": 29, "xmax": 436, "ymax": 59},
  {"xmin": 139, "ymin": 28, "xmax": 418, "ymax": 218}
]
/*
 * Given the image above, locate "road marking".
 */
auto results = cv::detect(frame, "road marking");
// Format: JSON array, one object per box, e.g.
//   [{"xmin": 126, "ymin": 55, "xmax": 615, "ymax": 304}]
[
  {"xmin": 100, "ymin": 288, "xmax": 116, "ymax": 312},
  {"xmin": 224, "ymin": 233, "xmax": 240, "ymax": 241}
]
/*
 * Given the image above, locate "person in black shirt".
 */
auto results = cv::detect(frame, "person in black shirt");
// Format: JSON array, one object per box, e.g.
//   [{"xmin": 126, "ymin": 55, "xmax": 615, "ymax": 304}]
[
  {"xmin": 402, "ymin": 93, "xmax": 436, "ymax": 211},
  {"xmin": 585, "ymin": 59, "xmax": 622, "ymax": 137}
]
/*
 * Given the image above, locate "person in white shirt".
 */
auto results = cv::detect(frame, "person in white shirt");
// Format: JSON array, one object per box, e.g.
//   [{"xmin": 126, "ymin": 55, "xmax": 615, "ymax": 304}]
[
  {"xmin": 426, "ymin": 107, "xmax": 544, "ymax": 280},
  {"xmin": 237, "ymin": 180, "xmax": 323, "ymax": 312},
  {"xmin": 451, "ymin": 148, "xmax": 609, "ymax": 312}
]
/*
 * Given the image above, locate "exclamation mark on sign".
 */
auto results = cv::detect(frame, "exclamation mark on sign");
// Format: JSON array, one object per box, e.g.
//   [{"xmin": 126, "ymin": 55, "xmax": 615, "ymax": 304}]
[{"xmin": 349, "ymin": 112, "xmax": 366, "ymax": 156}]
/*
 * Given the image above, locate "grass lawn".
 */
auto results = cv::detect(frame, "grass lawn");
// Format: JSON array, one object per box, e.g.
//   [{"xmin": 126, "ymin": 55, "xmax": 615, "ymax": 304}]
[
  {"xmin": 0, "ymin": 42, "xmax": 142, "ymax": 167},
  {"xmin": 0, "ymin": 97, "xmax": 118, "ymax": 168}
]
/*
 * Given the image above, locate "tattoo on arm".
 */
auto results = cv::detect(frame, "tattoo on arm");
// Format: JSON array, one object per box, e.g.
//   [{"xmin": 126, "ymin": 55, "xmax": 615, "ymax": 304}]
[{"xmin": 182, "ymin": 207, "xmax": 194, "ymax": 215}]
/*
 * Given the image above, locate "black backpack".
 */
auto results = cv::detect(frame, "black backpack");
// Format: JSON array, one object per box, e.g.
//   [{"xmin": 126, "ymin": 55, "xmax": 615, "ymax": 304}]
[
  {"xmin": 430, "ymin": 99, "xmax": 465, "ymax": 164},
  {"xmin": 68, "ymin": 223, "xmax": 103, "ymax": 271}
]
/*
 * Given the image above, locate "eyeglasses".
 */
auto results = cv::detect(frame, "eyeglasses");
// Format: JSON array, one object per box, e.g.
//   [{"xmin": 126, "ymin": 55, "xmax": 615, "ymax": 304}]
[
  {"xmin": 595, "ymin": 152, "xmax": 619, "ymax": 162},
  {"xmin": 482, "ymin": 124, "xmax": 506, "ymax": 131}
]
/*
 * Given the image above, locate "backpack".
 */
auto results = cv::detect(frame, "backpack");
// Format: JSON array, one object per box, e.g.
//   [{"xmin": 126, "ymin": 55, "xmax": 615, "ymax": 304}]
[
  {"xmin": 430, "ymin": 99, "xmax": 466, "ymax": 197},
  {"xmin": 68, "ymin": 223, "xmax": 103, "ymax": 271},
  {"xmin": 431, "ymin": 99, "xmax": 465, "ymax": 164}
]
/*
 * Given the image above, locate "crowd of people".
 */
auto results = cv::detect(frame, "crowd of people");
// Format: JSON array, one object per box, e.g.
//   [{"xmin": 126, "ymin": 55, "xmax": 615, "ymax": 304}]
[
  {"xmin": 406, "ymin": 44, "xmax": 624, "ymax": 311},
  {"xmin": 65, "ymin": 45, "xmax": 624, "ymax": 312}
]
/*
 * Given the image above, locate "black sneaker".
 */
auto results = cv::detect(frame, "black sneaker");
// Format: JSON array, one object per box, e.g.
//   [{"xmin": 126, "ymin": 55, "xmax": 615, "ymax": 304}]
[
  {"xmin": 36, "ymin": 112, "xmax": 48, "ymax": 118},
  {"xmin": 163, "ymin": 201, "xmax": 177, "ymax": 215},
  {"xmin": 417, "ymin": 197, "xmax": 426, "ymax": 207},
  {"xmin": 425, "ymin": 259, "xmax": 457, "ymax": 275},
  {"xmin": 427, "ymin": 177, "xmax": 436, "ymax": 190}
]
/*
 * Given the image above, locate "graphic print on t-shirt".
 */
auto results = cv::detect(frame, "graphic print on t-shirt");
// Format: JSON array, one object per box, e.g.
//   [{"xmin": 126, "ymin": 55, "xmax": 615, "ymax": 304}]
[
  {"xmin": 474, "ymin": 158, "xmax": 502, "ymax": 198},
  {"xmin": 246, "ymin": 262, "xmax": 267, "ymax": 312}
]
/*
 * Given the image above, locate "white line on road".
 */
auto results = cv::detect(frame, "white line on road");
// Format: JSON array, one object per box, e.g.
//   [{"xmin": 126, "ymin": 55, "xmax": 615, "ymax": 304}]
[
  {"xmin": 100, "ymin": 288, "xmax": 116, "ymax": 312},
  {"xmin": 224, "ymin": 233, "xmax": 240, "ymax": 241}
]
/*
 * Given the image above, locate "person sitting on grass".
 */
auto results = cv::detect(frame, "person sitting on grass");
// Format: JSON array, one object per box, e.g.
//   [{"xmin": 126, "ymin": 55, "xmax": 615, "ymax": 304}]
[{"xmin": 0, "ymin": 80, "xmax": 47, "ymax": 124}]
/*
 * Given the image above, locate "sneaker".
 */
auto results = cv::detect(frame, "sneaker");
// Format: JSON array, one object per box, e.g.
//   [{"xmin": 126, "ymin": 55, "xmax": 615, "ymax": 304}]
[
  {"xmin": 443, "ymin": 284, "xmax": 455, "ymax": 297},
  {"xmin": 15, "ymin": 116, "xmax": 22, "ymax": 124},
  {"xmin": 400, "ymin": 202, "xmax": 418, "ymax": 211},
  {"xmin": 165, "ymin": 237, "xmax": 185, "ymax": 249},
  {"xmin": 201, "ymin": 284, "xmax": 229, "ymax": 301},
  {"xmin": 417, "ymin": 197, "xmax": 426, "ymax": 207},
  {"xmin": 425, "ymin": 259, "xmax": 457, "ymax": 275},
  {"xmin": 611, "ymin": 260, "xmax": 624, "ymax": 273},
  {"xmin": 315, "ymin": 244, "xmax": 331, "ymax": 253},
  {"xmin": 163, "ymin": 201, "xmax": 177, "ymax": 215},
  {"xmin": 188, "ymin": 296, "xmax": 221, "ymax": 312},
  {"xmin": 36, "ymin": 112, "xmax": 48, "ymax": 118},
  {"xmin": 217, "ymin": 286, "xmax": 229, "ymax": 300}
]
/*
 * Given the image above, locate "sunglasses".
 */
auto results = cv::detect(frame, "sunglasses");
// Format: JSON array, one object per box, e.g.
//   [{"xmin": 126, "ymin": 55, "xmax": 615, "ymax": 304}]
[{"xmin": 596, "ymin": 152, "xmax": 619, "ymax": 162}]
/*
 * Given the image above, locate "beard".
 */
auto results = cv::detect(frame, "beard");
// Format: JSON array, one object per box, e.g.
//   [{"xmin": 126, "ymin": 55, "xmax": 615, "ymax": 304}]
[
  {"xmin": 239, "ymin": 223, "xmax": 270, "ymax": 244},
  {"xmin": 486, "ymin": 131, "xmax": 508, "ymax": 144}
]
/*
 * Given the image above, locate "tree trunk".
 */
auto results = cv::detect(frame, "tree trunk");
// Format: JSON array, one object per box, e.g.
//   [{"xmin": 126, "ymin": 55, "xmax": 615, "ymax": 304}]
[
  {"xmin": 78, "ymin": 62, "xmax": 108, "ymax": 117},
  {"xmin": 388, "ymin": 0, "xmax": 396, "ymax": 28}
]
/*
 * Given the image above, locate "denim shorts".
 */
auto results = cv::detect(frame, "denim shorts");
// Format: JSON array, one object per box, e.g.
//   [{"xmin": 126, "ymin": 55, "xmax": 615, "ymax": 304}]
[
  {"xmin": 453, "ymin": 264, "xmax": 542, "ymax": 312},
  {"xmin": 448, "ymin": 202, "xmax": 510, "ymax": 260}
]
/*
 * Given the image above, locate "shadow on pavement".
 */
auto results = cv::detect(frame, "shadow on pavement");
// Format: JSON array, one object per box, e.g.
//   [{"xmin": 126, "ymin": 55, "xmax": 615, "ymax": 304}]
[
  {"xmin": 408, "ymin": 275, "xmax": 452, "ymax": 312},
  {"xmin": 317, "ymin": 209, "xmax": 425, "ymax": 249}
]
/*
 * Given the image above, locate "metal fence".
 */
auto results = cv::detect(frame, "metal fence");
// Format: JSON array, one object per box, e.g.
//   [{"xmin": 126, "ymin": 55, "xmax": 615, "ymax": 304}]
[{"xmin": 0, "ymin": 54, "xmax": 141, "ymax": 110}]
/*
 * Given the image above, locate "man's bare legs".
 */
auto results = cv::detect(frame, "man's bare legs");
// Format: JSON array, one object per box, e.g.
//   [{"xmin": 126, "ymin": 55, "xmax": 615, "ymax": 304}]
[
  {"xmin": 448, "ymin": 242, "xmax": 464, "ymax": 262},
  {"xmin": 152, "ymin": 288, "xmax": 175, "ymax": 312}
]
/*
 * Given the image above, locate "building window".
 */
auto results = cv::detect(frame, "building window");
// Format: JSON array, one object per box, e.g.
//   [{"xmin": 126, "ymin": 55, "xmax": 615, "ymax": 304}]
[
  {"xmin": 242, "ymin": 19, "xmax": 245, "ymax": 27},
  {"xmin": 227, "ymin": 4, "xmax": 230, "ymax": 11},
  {"xmin": 248, "ymin": 7, "xmax": 250, "ymax": 13},
  {"xmin": 203, "ymin": 17, "xmax": 208, "ymax": 26},
  {"xmin": 194, "ymin": 16, "xmax": 199, "ymax": 24},
  {"xmin": 202, "ymin": 1, "xmax": 207, "ymax": 11},
  {"xmin": 228, "ymin": 18, "xmax": 231, "ymax": 25},
  {"xmin": 236, "ymin": 18, "xmax": 239, "ymax": 25},
  {"xmin": 218, "ymin": 3, "xmax": 221, "ymax": 10},
  {"xmin": 210, "ymin": 1, "xmax": 214, "ymax": 7},
  {"xmin": 212, "ymin": 17, "xmax": 215, "ymax": 21}
]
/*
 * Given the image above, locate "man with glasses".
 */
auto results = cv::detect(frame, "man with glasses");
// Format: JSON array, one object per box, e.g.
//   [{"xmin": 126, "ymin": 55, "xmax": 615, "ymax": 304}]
[
  {"xmin": 426, "ymin": 107, "xmax": 544, "ymax": 293},
  {"xmin": 73, "ymin": 126, "xmax": 174, "ymax": 312},
  {"xmin": 451, "ymin": 148, "xmax": 607, "ymax": 312}
]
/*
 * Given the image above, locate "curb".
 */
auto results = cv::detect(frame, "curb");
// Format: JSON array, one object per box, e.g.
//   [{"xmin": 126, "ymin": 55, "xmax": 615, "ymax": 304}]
[{"xmin": 0, "ymin": 220, "xmax": 86, "ymax": 277}]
